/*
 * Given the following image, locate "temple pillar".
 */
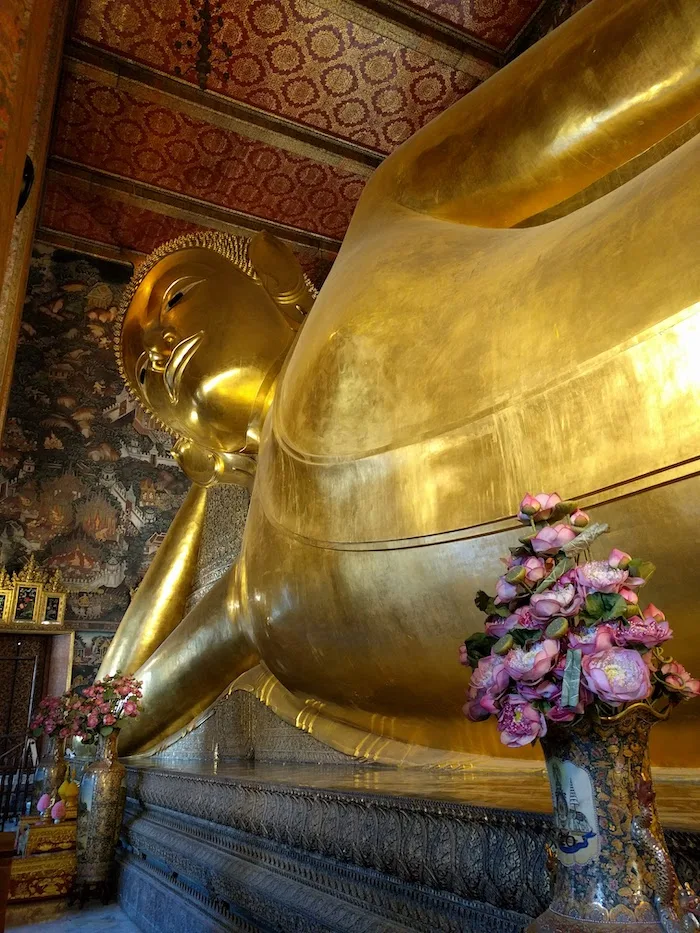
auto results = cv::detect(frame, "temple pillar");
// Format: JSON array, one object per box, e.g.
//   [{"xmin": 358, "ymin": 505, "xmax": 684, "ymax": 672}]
[{"xmin": 0, "ymin": 0, "xmax": 70, "ymax": 432}]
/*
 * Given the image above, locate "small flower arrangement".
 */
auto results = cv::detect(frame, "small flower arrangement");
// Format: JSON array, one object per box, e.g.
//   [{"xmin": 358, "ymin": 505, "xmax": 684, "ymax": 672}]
[
  {"xmin": 29, "ymin": 695, "xmax": 79, "ymax": 741},
  {"xmin": 67, "ymin": 673, "xmax": 143, "ymax": 744},
  {"xmin": 461, "ymin": 493, "xmax": 700, "ymax": 748}
]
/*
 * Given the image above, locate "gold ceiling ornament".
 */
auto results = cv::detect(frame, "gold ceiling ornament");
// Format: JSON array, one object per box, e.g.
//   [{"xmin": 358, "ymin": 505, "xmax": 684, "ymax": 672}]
[{"xmin": 104, "ymin": 0, "xmax": 700, "ymax": 775}]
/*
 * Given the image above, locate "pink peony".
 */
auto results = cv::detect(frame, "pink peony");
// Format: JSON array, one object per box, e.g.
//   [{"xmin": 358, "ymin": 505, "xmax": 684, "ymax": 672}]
[
  {"xmin": 470, "ymin": 655, "xmax": 510, "ymax": 695},
  {"xmin": 546, "ymin": 690, "xmax": 591, "ymax": 723},
  {"xmin": 517, "ymin": 493, "xmax": 544, "ymax": 522},
  {"xmin": 661, "ymin": 661, "xmax": 700, "ymax": 698},
  {"xmin": 531, "ymin": 523, "xmax": 577, "ymax": 555},
  {"xmin": 530, "ymin": 582, "xmax": 583, "ymax": 620},
  {"xmin": 570, "ymin": 509, "xmax": 590, "ymax": 528},
  {"xmin": 99, "ymin": 702, "xmax": 111, "ymax": 714},
  {"xmin": 503, "ymin": 639, "xmax": 559, "ymax": 682},
  {"xmin": 615, "ymin": 615, "xmax": 672, "ymax": 649},
  {"xmin": 495, "ymin": 575, "xmax": 518, "ymax": 605},
  {"xmin": 608, "ymin": 548, "xmax": 632, "ymax": 570},
  {"xmin": 504, "ymin": 606, "xmax": 545, "ymax": 631},
  {"xmin": 568, "ymin": 624, "xmax": 615, "ymax": 656},
  {"xmin": 582, "ymin": 647, "xmax": 652, "ymax": 705},
  {"xmin": 87, "ymin": 713, "xmax": 99, "ymax": 729},
  {"xmin": 519, "ymin": 678, "xmax": 560, "ymax": 701},
  {"xmin": 123, "ymin": 700, "xmax": 139, "ymax": 717},
  {"xmin": 497, "ymin": 696, "xmax": 547, "ymax": 747},
  {"xmin": 645, "ymin": 603, "xmax": 666, "ymax": 623},
  {"xmin": 485, "ymin": 614, "xmax": 517, "ymax": 637},
  {"xmin": 463, "ymin": 693, "xmax": 492, "ymax": 721},
  {"xmin": 520, "ymin": 556, "xmax": 547, "ymax": 585},
  {"xmin": 577, "ymin": 561, "xmax": 628, "ymax": 594},
  {"xmin": 102, "ymin": 713, "xmax": 116, "ymax": 726}
]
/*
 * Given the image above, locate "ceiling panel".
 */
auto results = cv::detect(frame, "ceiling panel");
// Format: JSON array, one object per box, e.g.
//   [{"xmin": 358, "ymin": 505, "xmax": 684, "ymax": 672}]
[
  {"xmin": 52, "ymin": 71, "xmax": 365, "ymax": 240},
  {"xmin": 401, "ymin": 0, "xmax": 542, "ymax": 49},
  {"xmin": 72, "ymin": 0, "xmax": 493, "ymax": 153}
]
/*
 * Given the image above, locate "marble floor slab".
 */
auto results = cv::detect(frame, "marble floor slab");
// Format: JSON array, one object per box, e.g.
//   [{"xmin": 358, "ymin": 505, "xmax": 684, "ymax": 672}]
[{"xmin": 6, "ymin": 902, "xmax": 140, "ymax": 932}]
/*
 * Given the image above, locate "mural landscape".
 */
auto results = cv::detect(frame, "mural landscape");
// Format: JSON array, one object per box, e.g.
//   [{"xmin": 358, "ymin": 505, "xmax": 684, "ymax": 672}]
[{"xmin": 0, "ymin": 246, "xmax": 189, "ymax": 622}]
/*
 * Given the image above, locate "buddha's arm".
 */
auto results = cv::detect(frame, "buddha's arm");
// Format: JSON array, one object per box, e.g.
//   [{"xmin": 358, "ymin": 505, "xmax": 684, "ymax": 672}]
[
  {"xmin": 362, "ymin": 0, "xmax": 700, "ymax": 229},
  {"xmin": 97, "ymin": 483, "xmax": 207, "ymax": 679},
  {"xmin": 117, "ymin": 569, "xmax": 259, "ymax": 756}
]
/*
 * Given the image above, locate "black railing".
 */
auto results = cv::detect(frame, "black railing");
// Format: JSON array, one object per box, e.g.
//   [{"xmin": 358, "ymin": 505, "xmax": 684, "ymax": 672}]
[{"xmin": 0, "ymin": 734, "xmax": 37, "ymax": 831}]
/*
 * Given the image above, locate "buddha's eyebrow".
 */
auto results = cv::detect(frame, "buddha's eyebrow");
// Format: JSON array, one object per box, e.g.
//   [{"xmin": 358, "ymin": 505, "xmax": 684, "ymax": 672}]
[{"xmin": 162, "ymin": 277, "xmax": 204, "ymax": 312}]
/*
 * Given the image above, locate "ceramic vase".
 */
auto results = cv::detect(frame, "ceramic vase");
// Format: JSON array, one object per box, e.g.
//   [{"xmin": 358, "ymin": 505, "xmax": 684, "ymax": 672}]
[
  {"xmin": 32, "ymin": 736, "xmax": 66, "ymax": 809},
  {"xmin": 528, "ymin": 704, "xmax": 699, "ymax": 933},
  {"xmin": 73, "ymin": 731, "xmax": 126, "ymax": 903}
]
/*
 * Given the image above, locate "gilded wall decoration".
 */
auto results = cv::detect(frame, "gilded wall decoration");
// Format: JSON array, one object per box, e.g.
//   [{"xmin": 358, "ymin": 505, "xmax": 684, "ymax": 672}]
[
  {"xmin": 53, "ymin": 72, "xmax": 365, "ymax": 240},
  {"xmin": 0, "ymin": 246, "xmax": 189, "ymax": 622},
  {"xmin": 71, "ymin": 0, "xmax": 491, "ymax": 154}
]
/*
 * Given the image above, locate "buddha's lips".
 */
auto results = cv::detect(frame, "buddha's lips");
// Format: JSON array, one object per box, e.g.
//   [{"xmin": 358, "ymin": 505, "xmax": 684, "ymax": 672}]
[{"xmin": 163, "ymin": 332, "xmax": 203, "ymax": 404}]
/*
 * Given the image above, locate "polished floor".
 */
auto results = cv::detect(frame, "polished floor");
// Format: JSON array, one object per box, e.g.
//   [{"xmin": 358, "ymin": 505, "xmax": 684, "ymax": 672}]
[{"xmin": 6, "ymin": 902, "xmax": 139, "ymax": 932}]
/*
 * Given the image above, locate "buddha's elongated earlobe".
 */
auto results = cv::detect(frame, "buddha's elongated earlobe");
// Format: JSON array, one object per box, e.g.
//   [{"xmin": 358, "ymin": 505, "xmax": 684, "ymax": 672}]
[
  {"xmin": 249, "ymin": 231, "xmax": 315, "ymax": 327},
  {"xmin": 172, "ymin": 438, "xmax": 256, "ymax": 490}
]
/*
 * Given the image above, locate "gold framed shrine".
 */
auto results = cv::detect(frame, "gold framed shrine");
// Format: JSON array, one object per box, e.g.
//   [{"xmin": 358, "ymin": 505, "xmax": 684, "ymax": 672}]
[{"xmin": 0, "ymin": 556, "xmax": 68, "ymax": 626}]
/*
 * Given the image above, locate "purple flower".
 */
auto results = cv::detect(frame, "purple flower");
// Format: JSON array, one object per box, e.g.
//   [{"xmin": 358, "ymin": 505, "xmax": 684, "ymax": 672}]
[
  {"xmin": 494, "ymin": 575, "xmax": 519, "ymax": 605},
  {"xmin": 577, "ymin": 561, "xmax": 628, "ymax": 594},
  {"xmin": 470, "ymin": 655, "xmax": 510, "ymax": 696},
  {"xmin": 530, "ymin": 583, "xmax": 583, "ymax": 620},
  {"xmin": 582, "ymin": 647, "xmax": 652, "ymax": 706},
  {"xmin": 519, "ymin": 678, "xmax": 560, "ymax": 701},
  {"xmin": 521, "ymin": 556, "xmax": 547, "ymax": 585},
  {"xmin": 497, "ymin": 695, "xmax": 547, "ymax": 747},
  {"xmin": 504, "ymin": 606, "xmax": 545, "ymax": 632},
  {"xmin": 503, "ymin": 639, "xmax": 559, "ymax": 682},
  {"xmin": 531, "ymin": 523, "xmax": 577, "ymax": 555},
  {"xmin": 517, "ymin": 493, "xmax": 545, "ymax": 522},
  {"xmin": 614, "ymin": 615, "xmax": 672, "ymax": 650},
  {"xmin": 660, "ymin": 661, "xmax": 700, "ymax": 698},
  {"xmin": 567, "ymin": 624, "xmax": 615, "ymax": 656},
  {"xmin": 485, "ymin": 614, "xmax": 518, "ymax": 638}
]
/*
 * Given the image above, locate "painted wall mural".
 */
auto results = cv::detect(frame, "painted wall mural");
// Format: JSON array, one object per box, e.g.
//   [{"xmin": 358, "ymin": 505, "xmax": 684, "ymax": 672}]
[
  {"xmin": 0, "ymin": 245, "xmax": 189, "ymax": 622},
  {"xmin": 71, "ymin": 629, "xmax": 115, "ymax": 690}
]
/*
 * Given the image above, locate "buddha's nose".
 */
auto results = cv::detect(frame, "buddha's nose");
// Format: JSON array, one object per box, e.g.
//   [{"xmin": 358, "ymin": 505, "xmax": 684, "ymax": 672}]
[{"xmin": 143, "ymin": 324, "xmax": 176, "ymax": 371}]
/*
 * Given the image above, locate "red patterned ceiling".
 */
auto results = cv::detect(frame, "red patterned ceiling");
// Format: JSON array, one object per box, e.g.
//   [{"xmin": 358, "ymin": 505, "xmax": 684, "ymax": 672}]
[
  {"xmin": 53, "ymin": 72, "xmax": 365, "ymax": 240},
  {"xmin": 71, "ymin": 0, "xmax": 490, "ymax": 154},
  {"xmin": 41, "ymin": 178, "xmax": 336, "ymax": 285},
  {"xmin": 40, "ymin": 0, "xmax": 561, "ymax": 264},
  {"xmin": 403, "ymin": 0, "xmax": 542, "ymax": 49}
]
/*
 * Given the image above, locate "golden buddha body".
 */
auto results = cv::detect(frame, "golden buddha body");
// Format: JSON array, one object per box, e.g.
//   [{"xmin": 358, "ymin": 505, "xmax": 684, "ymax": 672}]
[{"xmin": 101, "ymin": 0, "xmax": 700, "ymax": 771}]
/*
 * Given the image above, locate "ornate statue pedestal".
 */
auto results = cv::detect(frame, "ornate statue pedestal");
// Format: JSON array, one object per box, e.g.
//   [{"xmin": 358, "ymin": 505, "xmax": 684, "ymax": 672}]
[{"xmin": 116, "ymin": 759, "xmax": 700, "ymax": 933}]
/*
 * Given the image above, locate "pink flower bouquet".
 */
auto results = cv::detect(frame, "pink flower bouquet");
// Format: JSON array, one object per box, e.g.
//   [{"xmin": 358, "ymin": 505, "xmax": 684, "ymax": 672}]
[
  {"xmin": 29, "ymin": 695, "xmax": 69, "ymax": 739},
  {"xmin": 461, "ymin": 493, "xmax": 700, "ymax": 747},
  {"xmin": 68, "ymin": 672, "xmax": 143, "ymax": 744}
]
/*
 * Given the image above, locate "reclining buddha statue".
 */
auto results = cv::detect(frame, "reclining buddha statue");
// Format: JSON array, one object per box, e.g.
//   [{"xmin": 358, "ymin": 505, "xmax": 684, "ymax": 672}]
[{"xmin": 100, "ymin": 0, "xmax": 700, "ymax": 770}]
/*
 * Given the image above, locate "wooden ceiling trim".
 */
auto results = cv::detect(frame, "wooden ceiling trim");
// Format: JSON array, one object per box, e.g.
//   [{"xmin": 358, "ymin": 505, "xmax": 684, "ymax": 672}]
[
  {"xmin": 313, "ymin": 0, "xmax": 501, "ymax": 66},
  {"xmin": 35, "ymin": 228, "xmax": 146, "ymax": 267},
  {"xmin": 47, "ymin": 159, "xmax": 344, "ymax": 251},
  {"xmin": 65, "ymin": 41, "xmax": 381, "ymax": 174},
  {"xmin": 343, "ymin": 0, "xmax": 503, "ymax": 63}
]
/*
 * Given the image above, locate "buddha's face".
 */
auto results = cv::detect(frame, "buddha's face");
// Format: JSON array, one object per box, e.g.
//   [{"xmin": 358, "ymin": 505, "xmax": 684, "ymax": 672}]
[{"xmin": 120, "ymin": 247, "xmax": 296, "ymax": 458}]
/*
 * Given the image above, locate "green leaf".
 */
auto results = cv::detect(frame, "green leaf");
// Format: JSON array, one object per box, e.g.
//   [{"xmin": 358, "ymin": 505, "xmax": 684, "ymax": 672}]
[
  {"xmin": 474, "ymin": 590, "xmax": 492, "ymax": 613},
  {"xmin": 547, "ymin": 501, "xmax": 577, "ymax": 522},
  {"xmin": 628, "ymin": 559, "xmax": 656, "ymax": 582},
  {"xmin": 533, "ymin": 557, "xmax": 574, "ymax": 594},
  {"xmin": 99, "ymin": 725, "xmax": 114, "ymax": 737},
  {"xmin": 584, "ymin": 592, "xmax": 627, "ymax": 622},
  {"xmin": 561, "ymin": 649, "xmax": 582, "ymax": 708},
  {"xmin": 464, "ymin": 632, "xmax": 497, "ymax": 668}
]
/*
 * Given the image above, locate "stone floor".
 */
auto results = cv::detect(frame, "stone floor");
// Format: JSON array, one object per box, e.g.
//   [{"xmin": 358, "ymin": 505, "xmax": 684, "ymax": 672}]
[{"xmin": 6, "ymin": 901, "xmax": 140, "ymax": 931}]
